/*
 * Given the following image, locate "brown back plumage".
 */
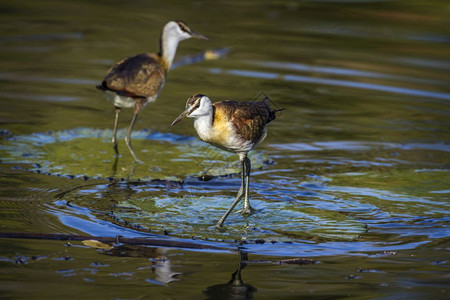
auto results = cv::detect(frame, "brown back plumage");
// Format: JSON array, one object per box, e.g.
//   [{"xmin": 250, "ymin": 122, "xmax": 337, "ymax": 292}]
[
  {"xmin": 213, "ymin": 97, "xmax": 283, "ymax": 144},
  {"xmin": 96, "ymin": 53, "xmax": 165, "ymax": 99}
]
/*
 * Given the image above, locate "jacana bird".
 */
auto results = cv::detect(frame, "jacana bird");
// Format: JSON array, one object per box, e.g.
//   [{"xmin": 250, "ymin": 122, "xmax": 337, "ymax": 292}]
[
  {"xmin": 171, "ymin": 94, "xmax": 284, "ymax": 227},
  {"xmin": 96, "ymin": 20, "xmax": 208, "ymax": 163}
]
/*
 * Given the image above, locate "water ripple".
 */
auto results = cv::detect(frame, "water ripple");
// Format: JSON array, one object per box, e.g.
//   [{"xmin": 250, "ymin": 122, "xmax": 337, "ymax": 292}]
[
  {"xmin": 271, "ymin": 141, "xmax": 450, "ymax": 152},
  {"xmin": 247, "ymin": 60, "xmax": 445, "ymax": 86},
  {"xmin": 207, "ymin": 68, "xmax": 450, "ymax": 100}
]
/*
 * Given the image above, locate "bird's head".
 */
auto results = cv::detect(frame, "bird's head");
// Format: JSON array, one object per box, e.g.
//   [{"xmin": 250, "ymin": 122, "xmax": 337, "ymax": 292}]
[
  {"xmin": 164, "ymin": 20, "xmax": 208, "ymax": 42},
  {"xmin": 171, "ymin": 94, "xmax": 212, "ymax": 126}
]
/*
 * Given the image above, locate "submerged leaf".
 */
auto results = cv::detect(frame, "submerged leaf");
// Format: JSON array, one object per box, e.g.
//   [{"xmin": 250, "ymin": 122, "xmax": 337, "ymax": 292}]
[{"xmin": 0, "ymin": 128, "xmax": 267, "ymax": 181}]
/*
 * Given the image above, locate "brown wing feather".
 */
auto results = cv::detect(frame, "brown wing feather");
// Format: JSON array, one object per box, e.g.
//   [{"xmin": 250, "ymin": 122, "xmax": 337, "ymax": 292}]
[
  {"xmin": 214, "ymin": 99, "xmax": 273, "ymax": 144},
  {"xmin": 101, "ymin": 53, "xmax": 165, "ymax": 99}
]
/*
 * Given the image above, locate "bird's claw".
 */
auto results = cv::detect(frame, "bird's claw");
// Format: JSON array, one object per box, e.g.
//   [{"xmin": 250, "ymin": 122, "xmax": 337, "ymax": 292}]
[
  {"xmin": 214, "ymin": 223, "xmax": 226, "ymax": 230},
  {"xmin": 238, "ymin": 206, "xmax": 255, "ymax": 215}
]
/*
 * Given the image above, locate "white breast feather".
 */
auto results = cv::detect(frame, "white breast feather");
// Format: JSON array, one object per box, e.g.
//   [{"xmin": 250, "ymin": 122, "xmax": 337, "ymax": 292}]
[
  {"xmin": 193, "ymin": 114, "xmax": 257, "ymax": 153},
  {"xmin": 105, "ymin": 91, "xmax": 158, "ymax": 108}
]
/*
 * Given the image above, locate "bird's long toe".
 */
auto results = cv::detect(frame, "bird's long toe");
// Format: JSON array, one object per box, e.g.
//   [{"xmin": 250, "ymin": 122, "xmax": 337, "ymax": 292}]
[{"xmin": 238, "ymin": 206, "xmax": 255, "ymax": 216}]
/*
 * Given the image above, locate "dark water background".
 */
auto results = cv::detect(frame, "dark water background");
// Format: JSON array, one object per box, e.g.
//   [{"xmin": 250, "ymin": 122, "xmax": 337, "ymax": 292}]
[{"xmin": 1, "ymin": 0, "xmax": 449, "ymax": 298}]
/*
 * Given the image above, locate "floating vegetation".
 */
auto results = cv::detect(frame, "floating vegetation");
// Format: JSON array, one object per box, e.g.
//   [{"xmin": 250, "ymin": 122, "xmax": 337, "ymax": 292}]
[{"xmin": 0, "ymin": 127, "xmax": 267, "ymax": 181}]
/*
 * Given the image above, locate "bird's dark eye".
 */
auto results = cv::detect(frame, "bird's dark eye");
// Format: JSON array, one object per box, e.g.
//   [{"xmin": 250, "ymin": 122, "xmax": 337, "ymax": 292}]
[
  {"xmin": 177, "ymin": 22, "xmax": 189, "ymax": 33},
  {"xmin": 190, "ymin": 102, "xmax": 200, "ymax": 111},
  {"xmin": 186, "ymin": 102, "xmax": 199, "ymax": 112}
]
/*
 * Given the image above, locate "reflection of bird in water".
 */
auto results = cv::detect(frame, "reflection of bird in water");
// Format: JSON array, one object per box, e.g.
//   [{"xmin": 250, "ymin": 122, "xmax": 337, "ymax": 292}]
[
  {"xmin": 204, "ymin": 251, "xmax": 256, "ymax": 299},
  {"xmin": 96, "ymin": 21, "xmax": 208, "ymax": 163},
  {"xmin": 105, "ymin": 245, "xmax": 180, "ymax": 285},
  {"xmin": 171, "ymin": 94, "xmax": 283, "ymax": 227},
  {"xmin": 149, "ymin": 248, "xmax": 181, "ymax": 285}
]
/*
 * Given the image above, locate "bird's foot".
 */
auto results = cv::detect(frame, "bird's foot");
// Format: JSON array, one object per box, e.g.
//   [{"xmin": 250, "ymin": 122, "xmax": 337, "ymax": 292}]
[
  {"xmin": 214, "ymin": 222, "xmax": 227, "ymax": 230},
  {"xmin": 238, "ymin": 206, "xmax": 255, "ymax": 216},
  {"xmin": 134, "ymin": 159, "xmax": 144, "ymax": 164}
]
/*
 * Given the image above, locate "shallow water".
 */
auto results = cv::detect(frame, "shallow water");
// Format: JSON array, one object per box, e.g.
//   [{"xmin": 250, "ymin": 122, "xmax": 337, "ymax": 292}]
[{"xmin": 1, "ymin": 0, "xmax": 449, "ymax": 298}]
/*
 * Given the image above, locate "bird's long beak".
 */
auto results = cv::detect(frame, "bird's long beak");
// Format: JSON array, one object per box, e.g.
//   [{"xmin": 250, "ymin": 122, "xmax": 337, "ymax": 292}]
[
  {"xmin": 191, "ymin": 30, "xmax": 209, "ymax": 40},
  {"xmin": 171, "ymin": 109, "xmax": 190, "ymax": 126}
]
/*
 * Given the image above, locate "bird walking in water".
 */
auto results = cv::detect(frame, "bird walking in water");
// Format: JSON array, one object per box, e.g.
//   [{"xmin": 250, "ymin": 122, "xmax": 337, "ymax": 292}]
[
  {"xmin": 171, "ymin": 94, "xmax": 284, "ymax": 227},
  {"xmin": 97, "ymin": 21, "xmax": 208, "ymax": 163}
]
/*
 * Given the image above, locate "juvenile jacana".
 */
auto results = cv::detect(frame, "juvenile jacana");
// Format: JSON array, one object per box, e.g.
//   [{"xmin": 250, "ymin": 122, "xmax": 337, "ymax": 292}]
[
  {"xmin": 171, "ymin": 94, "xmax": 284, "ymax": 227},
  {"xmin": 96, "ymin": 20, "xmax": 208, "ymax": 163}
]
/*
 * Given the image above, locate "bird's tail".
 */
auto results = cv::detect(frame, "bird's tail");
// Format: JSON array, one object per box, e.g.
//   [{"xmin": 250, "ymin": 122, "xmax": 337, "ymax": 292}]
[
  {"xmin": 96, "ymin": 81, "xmax": 107, "ymax": 91},
  {"xmin": 271, "ymin": 107, "xmax": 285, "ymax": 114},
  {"xmin": 262, "ymin": 96, "xmax": 285, "ymax": 122}
]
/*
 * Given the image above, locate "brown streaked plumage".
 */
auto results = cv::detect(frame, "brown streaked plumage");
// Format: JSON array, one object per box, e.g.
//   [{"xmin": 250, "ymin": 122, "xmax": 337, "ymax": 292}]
[
  {"xmin": 96, "ymin": 21, "xmax": 208, "ymax": 163},
  {"xmin": 171, "ymin": 94, "xmax": 284, "ymax": 227},
  {"xmin": 98, "ymin": 53, "xmax": 165, "ymax": 99},
  {"xmin": 213, "ymin": 99, "xmax": 277, "ymax": 145}
]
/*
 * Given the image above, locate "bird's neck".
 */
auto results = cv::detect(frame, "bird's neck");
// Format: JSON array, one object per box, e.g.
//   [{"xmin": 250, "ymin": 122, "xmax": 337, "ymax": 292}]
[
  {"xmin": 193, "ymin": 111, "xmax": 214, "ymax": 142},
  {"xmin": 158, "ymin": 34, "xmax": 179, "ymax": 72}
]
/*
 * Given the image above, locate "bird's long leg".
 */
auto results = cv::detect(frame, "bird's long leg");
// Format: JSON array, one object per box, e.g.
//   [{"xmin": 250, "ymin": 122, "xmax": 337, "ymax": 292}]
[
  {"xmin": 112, "ymin": 106, "xmax": 121, "ymax": 155},
  {"xmin": 236, "ymin": 158, "xmax": 246, "ymax": 201},
  {"xmin": 215, "ymin": 157, "xmax": 246, "ymax": 228},
  {"xmin": 111, "ymin": 155, "xmax": 119, "ymax": 177},
  {"xmin": 240, "ymin": 156, "xmax": 255, "ymax": 215},
  {"xmin": 125, "ymin": 100, "xmax": 144, "ymax": 164}
]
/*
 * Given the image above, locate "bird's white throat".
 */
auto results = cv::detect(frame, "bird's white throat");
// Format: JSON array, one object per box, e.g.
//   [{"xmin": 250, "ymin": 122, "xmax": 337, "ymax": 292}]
[
  {"xmin": 193, "ymin": 113, "xmax": 214, "ymax": 141},
  {"xmin": 190, "ymin": 96, "xmax": 214, "ymax": 141},
  {"xmin": 160, "ymin": 22, "xmax": 190, "ymax": 70}
]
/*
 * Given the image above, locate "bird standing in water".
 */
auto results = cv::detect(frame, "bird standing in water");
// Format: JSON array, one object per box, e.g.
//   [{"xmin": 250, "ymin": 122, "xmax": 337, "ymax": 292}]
[
  {"xmin": 171, "ymin": 94, "xmax": 284, "ymax": 227},
  {"xmin": 97, "ymin": 21, "xmax": 208, "ymax": 163}
]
